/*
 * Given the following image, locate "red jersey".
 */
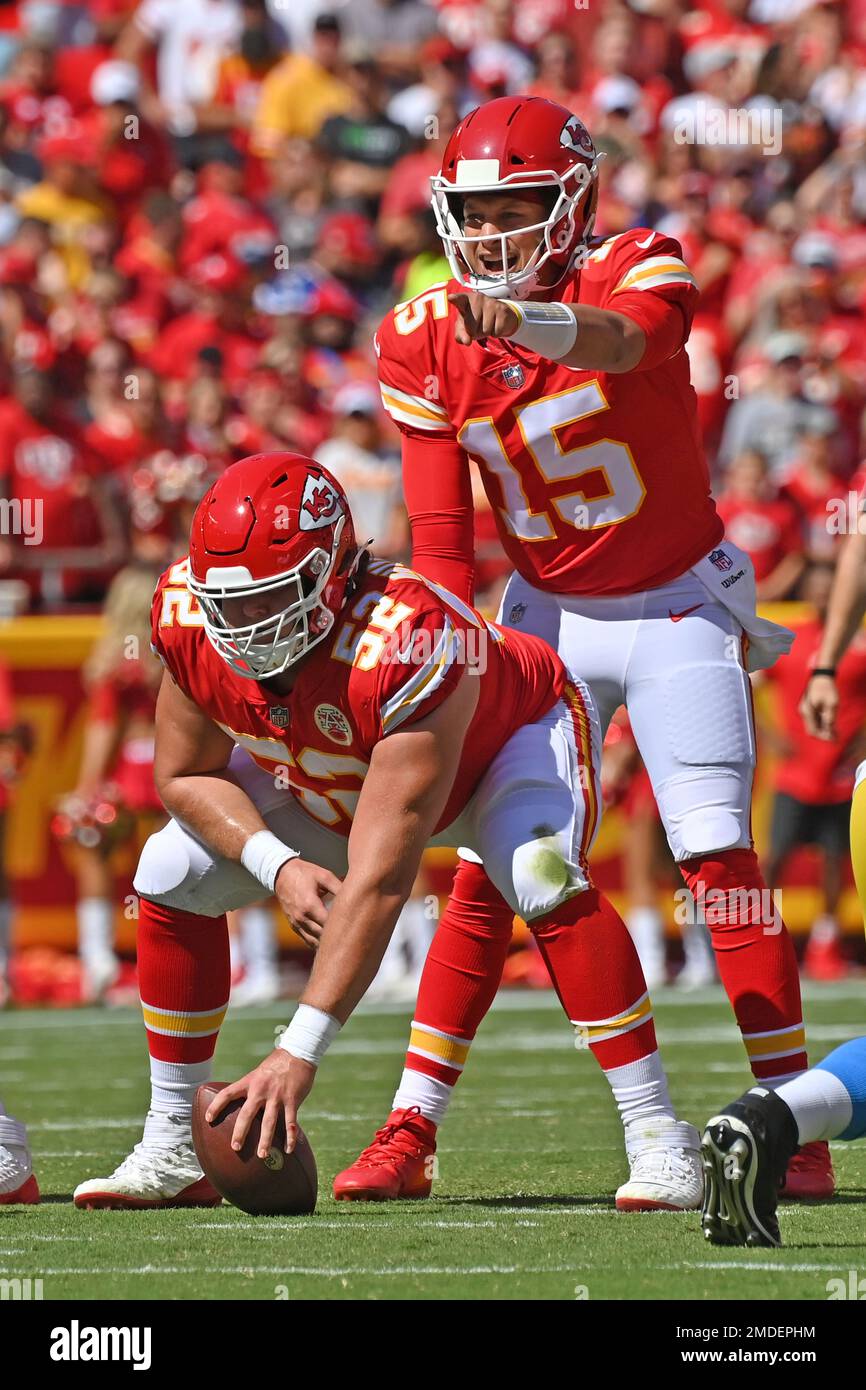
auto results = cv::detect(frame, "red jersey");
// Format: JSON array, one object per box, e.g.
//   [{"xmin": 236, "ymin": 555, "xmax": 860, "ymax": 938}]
[
  {"xmin": 764, "ymin": 619, "xmax": 866, "ymax": 804},
  {"xmin": 376, "ymin": 228, "xmax": 723, "ymax": 597},
  {"xmin": 152, "ymin": 556, "xmax": 566, "ymax": 835}
]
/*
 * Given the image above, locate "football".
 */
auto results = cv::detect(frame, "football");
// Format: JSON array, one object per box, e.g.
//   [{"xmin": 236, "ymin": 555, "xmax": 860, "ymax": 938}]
[{"xmin": 191, "ymin": 1081, "xmax": 317, "ymax": 1216}]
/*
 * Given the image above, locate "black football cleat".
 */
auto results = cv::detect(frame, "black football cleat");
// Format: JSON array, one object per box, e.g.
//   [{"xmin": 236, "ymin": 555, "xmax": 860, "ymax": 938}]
[{"xmin": 701, "ymin": 1088, "xmax": 799, "ymax": 1248}]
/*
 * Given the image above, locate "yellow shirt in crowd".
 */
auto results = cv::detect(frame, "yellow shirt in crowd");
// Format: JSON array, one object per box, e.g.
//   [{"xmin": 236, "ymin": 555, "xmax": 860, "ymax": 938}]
[{"xmin": 252, "ymin": 53, "xmax": 353, "ymax": 154}]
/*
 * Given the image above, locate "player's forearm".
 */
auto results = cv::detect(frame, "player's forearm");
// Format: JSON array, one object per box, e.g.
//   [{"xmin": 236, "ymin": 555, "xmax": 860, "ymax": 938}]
[
  {"xmin": 158, "ymin": 770, "xmax": 272, "ymax": 864},
  {"xmin": 504, "ymin": 299, "xmax": 645, "ymax": 373},
  {"xmin": 559, "ymin": 305, "xmax": 646, "ymax": 373},
  {"xmin": 815, "ymin": 528, "xmax": 866, "ymax": 668},
  {"xmin": 300, "ymin": 868, "xmax": 413, "ymax": 1023}
]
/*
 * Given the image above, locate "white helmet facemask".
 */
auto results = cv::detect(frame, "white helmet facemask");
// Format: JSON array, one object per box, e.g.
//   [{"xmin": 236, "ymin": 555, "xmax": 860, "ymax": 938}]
[
  {"xmin": 187, "ymin": 517, "xmax": 346, "ymax": 680},
  {"xmin": 430, "ymin": 159, "xmax": 600, "ymax": 301}
]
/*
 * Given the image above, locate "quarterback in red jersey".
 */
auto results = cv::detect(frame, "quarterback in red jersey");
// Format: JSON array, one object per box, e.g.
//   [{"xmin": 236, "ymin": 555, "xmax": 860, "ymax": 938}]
[
  {"xmin": 337, "ymin": 95, "xmax": 831, "ymax": 1204},
  {"xmin": 74, "ymin": 452, "xmax": 702, "ymax": 1211}
]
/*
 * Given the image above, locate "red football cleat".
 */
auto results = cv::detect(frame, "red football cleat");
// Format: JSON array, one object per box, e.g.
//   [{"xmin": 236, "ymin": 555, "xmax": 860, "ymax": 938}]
[
  {"xmin": 780, "ymin": 1140, "xmax": 835, "ymax": 1200},
  {"xmin": 0, "ymin": 1173, "xmax": 40, "ymax": 1205},
  {"xmin": 333, "ymin": 1107, "xmax": 437, "ymax": 1202}
]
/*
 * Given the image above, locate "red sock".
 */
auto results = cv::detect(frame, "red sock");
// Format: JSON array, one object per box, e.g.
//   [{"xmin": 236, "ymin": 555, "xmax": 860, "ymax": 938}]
[
  {"xmin": 398, "ymin": 859, "xmax": 514, "ymax": 1099},
  {"xmin": 530, "ymin": 887, "xmax": 658, "ymax": 1070},
  {"xmin": 138, "ymin": 899, "xmax": 230, "ymax": 1067},
  {"xmin": 680, "ymin": 849, "xmax": 807, "ymax": 1080}
]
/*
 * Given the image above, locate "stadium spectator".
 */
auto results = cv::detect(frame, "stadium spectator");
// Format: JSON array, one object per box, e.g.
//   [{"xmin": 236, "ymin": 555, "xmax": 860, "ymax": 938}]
[
  {"xmin": 761, "ymin": 561, "xmax": 866, "ymax": 979},
  {"xmin": 16, "ymin": 125, "xmax": 110, "ymax": 290},
  {"xmin": 0, "ymin": 363, "xmax": 122, "ymax": 607},
  {"xmin": 781, "ymin": 408, "xmax": 848, "ymax": 561},
  {"xmin": 719, "ymin": 332, "xmax": 823, "ymax": 477},
  {"xmin": 316, "ymin": 45, "xmax": 413, "ymax": 217},
  {"xmin": 251, "ymin": 11, "xmax": 351, "ymax": 154},
  {"xmin": 314, "ymin": 379, "xmax": 407, "ymax": 558},
  {"xmin": 716, "ymin": 450, "xmax": 806, "ymax": 601},
  {"xmin": 116, "ymin": 0, "xmax": 244, "ymax": 149}
]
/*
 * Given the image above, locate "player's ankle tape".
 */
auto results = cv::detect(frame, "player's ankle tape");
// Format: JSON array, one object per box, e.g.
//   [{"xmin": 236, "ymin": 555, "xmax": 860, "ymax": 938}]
[
  {"xmin": 278, "ymin": 1004, "xmax": 341, "ymax": 1066},
  {"xmin": 241, "ymin": 830, "xmax": 299, "ymax": 894}
]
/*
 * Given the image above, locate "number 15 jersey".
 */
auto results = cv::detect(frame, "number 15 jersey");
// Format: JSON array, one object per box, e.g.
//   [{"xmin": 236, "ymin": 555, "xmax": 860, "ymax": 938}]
[{"xmin": 375, "ymin": 228, "xmax": 724, "ymax": 597}]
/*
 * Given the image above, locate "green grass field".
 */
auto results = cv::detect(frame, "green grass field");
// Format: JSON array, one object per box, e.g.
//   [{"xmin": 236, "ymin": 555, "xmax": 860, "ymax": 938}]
[{"xmin": 2, "ymin": 983, "xmax": 865, "ymax": 1302}]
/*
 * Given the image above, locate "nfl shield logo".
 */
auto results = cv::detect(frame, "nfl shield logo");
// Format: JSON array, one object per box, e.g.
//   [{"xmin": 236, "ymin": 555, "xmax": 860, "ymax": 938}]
[
  {"xmin": 509, "ymin": 602, "xmax": 527, "ymax": 624},
  {"xmin": 502, "ymin": 362, "xmax": 525, "ymax": 390},
  {"xmin": 269, "ymin": 706, "xmax": 290, "ymax": 728},
  {"xmin": 708, "ymin": 548, "xmax": 734, "ymax": 572}
]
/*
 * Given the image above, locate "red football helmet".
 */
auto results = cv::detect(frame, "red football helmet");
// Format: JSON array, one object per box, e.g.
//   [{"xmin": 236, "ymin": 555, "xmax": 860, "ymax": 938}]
[
  {"xmin": 187, "ymin": 453, "xmax": 360, "ymax": 680},
  {"xmin": 431, "ymin": 96, "xmax": 601, "ymax": 300}
]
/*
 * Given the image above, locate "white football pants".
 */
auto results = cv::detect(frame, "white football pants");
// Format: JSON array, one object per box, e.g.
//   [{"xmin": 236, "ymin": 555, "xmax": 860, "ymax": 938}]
[{"xmin": 496, "ymin": 560, "xmax": 756, "ymax": 864}]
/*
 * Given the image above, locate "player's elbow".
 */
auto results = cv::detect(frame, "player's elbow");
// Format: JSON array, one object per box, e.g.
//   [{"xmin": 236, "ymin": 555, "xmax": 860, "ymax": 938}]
[{"xmin": 607, "ymin": 318, "xmax": 646, "ymax": 373}]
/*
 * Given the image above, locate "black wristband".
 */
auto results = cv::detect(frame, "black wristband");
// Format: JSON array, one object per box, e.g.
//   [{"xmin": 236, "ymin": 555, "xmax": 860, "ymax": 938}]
[{"xmin": 810, "ymin": 667, "xmax": 837, "ymax": 679}]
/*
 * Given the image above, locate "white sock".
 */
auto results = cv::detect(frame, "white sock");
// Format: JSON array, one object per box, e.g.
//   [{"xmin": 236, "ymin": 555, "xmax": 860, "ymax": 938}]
[
  {"xmin": 773, "ymin": 1069, "xmax": 853, "ymax": 1145},
  {"xmin": 143, "ymin": 1058, "xmax": 212, "ymax": 1147},
  {"xmin": 606, "ymin": 1051, "xmax": 676, "ymax": 1131},
  {"xmin": 809, "ymin": 914, "xmax": 839, "ymax": 944},
  {"xmin": 236, "ymin": 905, "xmax": 277, "ymax": 979},
  {"xmin": 400, "ymin": 897, "xmax": 437, "ymax": 978},
  {"xmin": 77, "ymin": 897, "xmax": 115, "ymax": 964},
  {"xmin": 0, "ymin": 899, "xmax": 12, "ymax": 974},
  {"xmin": 392, "ymin": 1069, "xmax": 451, "ymax": 1125},
  {"xmin": 682, "ymin": 918, "xmax": 715, "ymax": 971},
  {"xmin": 627, "ymin": 906, "xmax": 665, "ymax": 976}
]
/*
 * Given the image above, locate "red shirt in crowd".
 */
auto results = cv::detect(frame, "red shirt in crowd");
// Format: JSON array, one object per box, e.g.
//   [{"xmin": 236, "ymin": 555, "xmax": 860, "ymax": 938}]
[
  {"xmin": 716, "ymin": 491, "xmax": 803, "ymax": 581},
  {"xmin": 765, "ymin": 618, "xmax": 866, "ymax": 804}
]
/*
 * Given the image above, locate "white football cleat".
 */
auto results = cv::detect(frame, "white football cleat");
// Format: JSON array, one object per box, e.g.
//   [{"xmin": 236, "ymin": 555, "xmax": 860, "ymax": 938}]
[
  {"xmin": 0, "ymin": 1115, "xmax": 40, "ymax": 1204},
  {"xmin": 231, "ymin": 969, "xmax": 281, "ymax": 1007},
  {"xmin": 80, "ymin": 952, "xmax": 121, "ymax": 1004},
  {"xmin": 74, "ymin": 1138, "xmax": 221, "ymax": 1209},
  {"xmin": 616, "ymin": 1118, "xmax": 703, "ymax": 1212}
]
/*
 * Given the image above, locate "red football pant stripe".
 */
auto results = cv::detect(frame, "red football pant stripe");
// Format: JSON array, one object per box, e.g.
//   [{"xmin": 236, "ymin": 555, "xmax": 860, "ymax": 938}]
[
  {"xmin": 562, "ymin": 680, "xmax": 599, "ymax": 864},
  {"xmin": 138, "ymin": 899, "xmax": 230, "ymax": 1065},
  {"xmin": 680, "ymin": 849, "xmax": 807, "ymax": 1079}
]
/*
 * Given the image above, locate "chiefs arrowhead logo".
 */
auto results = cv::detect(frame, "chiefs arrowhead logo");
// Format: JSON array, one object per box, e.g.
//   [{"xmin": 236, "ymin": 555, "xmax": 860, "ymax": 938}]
[
  {"xmin": 560, "ymin": 115, "xmax": 594, "ymax": 156},
  {"xmin": 299, "ymin": 474, "xmax": 342, "ymax": 531}
]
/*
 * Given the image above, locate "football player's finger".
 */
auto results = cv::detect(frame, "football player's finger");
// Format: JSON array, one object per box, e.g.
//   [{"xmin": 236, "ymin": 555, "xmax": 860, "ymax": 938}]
[
  {"xmin": 316, "ymin": 869, "xmax": 342, "ymax": 898},
  {"xmin": 205, "ymin": 1080, "xmax": 245, "ymax": 1124},
  {"xmin": 448, "ymin": 292, "xmax": 479, "ymax": 340},
  {"xmin": 304, "ymin": 895, "xmax": 329, "ymax": 928},
  {"xmin": 258, "ymin": 1097, "xmax": 280, "ymax": 1160},
  {"xmin": 230, "ymin": 1094, "xmax": 262, "ymax": 1152},
  {"xmin": 284, "ymin": 1108, "xmax": 299, "ymax": 1154}
]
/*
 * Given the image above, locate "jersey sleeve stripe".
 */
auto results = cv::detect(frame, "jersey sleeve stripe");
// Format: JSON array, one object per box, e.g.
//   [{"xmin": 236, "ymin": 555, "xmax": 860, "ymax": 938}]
[
  {"xmin": 379, "ymin": 384, "xmax": 451, "ymax": 431},
  {"xmin": 380, "ymin": 618, "xmax": 460, "ymax": 733},
  {"xmin": 612, "ymin": 259, "xmax": 697, "ymax": 293}
]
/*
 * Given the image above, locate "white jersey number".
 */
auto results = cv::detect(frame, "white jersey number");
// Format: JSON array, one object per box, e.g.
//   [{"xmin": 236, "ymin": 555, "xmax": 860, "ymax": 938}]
[{"xmin": 459, "ymin": 381, "xmax": 646, "ymax": 542}]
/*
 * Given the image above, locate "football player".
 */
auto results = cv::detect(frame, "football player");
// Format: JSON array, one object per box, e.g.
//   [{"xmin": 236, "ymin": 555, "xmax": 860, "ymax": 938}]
[
  {"xmin": 74, "ymin": 452, "xmax": 701, "ymax": 1211},
  {"xmin": 0, "ymin": 1100, "xmax": 38, "ymax": 1205},
  {"xmin": 335, "ymin": 95, "xmax": 830, "ymax": 1202},
  {"xmin": 701, "ymin": 1037, "xmax": 866, "ymax": 1246}
]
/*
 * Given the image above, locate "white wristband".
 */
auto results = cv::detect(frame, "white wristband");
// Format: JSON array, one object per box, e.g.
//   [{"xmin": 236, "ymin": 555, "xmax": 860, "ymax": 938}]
[
  {"xmin": 508, "ymin": 300, "xmax": 578, "ymax": 359},
  {"xmin": 278, "ymin": 1003, "xmax": 342, "ymax": 1066},
  {"xmin": 241, "ymin": 830, "xmax": 299, "ymax": 894}
]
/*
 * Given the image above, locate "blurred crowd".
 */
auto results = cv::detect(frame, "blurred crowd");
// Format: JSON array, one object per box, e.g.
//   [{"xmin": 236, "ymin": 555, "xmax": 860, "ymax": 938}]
[
  {"xmin": 0, "ymin": 0, "xmax": 862, "ymax": 612},
  {"xmin": 0, "ymin": 0, "xmax": 865, "ymax": 998}
]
